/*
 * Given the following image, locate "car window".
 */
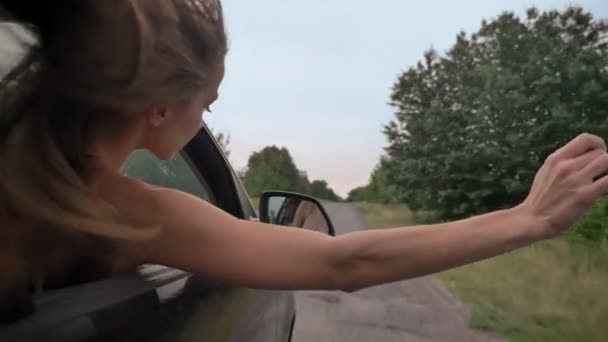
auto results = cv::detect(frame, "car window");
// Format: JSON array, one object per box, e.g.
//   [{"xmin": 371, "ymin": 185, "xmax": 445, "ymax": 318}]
[{"xmin": 121, "ymin": 150, "xmax": 214, "ymax": 203}]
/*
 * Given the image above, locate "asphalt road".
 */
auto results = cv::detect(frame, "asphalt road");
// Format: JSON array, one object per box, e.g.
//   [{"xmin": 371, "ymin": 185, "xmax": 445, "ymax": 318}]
[{"xmin": 292, "ymin": 202, "xmax": 503, "ymax": 342}]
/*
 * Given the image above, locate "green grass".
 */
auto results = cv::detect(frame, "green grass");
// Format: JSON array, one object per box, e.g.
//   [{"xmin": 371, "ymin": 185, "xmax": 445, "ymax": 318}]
[
  {"xmin": 353, "ymin": 202, "xmax": 608, "ymax": 342},
  {"xmin": 438, "ymin": 240, "xmax": 608, "ymax": 342},
  {"xmin": 352, "ymin": 202, "xmax": 433, "ymax": 228}
]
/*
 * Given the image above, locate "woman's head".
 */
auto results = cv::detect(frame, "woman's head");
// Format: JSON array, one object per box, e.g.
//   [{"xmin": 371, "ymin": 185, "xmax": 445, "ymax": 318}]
[
  {"xmin": 0, "ymin": 0, "xmax": 227, "ymax": 238},
  {"xmin": 3, "ymin": 0, "xmax": 228, "ymax": 158}
]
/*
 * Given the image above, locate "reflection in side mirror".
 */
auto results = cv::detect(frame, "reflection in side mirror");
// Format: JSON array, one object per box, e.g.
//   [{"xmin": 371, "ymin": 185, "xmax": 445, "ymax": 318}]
[{"xmin": 259, "ymin": 192, "xmax": 336, "ymax": 237}]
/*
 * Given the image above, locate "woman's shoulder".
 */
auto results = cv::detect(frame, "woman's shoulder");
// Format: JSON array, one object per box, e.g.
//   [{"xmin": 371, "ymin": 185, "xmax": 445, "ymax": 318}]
[
  {"xmin": 93, "ymin": 169, "xmax": 168, "ymax": 225},
  {"xmin": 95, "ymin": 169, "xmax": 153, "ymax": 199}
]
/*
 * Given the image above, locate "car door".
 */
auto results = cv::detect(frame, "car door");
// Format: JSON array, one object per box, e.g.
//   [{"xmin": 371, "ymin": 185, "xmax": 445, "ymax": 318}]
[
  {"xmin": 123, "ymin": 125, "xmax": 296, "ymax": 342},
  {"xmin": 0, "ymin": 126, "xmax": 295, "ymax": 342}
]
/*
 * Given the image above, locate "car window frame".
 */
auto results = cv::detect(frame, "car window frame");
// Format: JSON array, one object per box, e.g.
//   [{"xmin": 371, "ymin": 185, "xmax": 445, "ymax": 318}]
[{"xmin": 176, "ymin": 151, "xmax": 218, "ymax": 205}]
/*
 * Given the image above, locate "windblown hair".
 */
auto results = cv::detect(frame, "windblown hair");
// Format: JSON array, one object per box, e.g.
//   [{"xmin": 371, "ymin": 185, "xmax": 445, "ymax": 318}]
[{"xmin": 0, "ymin": 0, "xmax": 227, "ymax": 323}]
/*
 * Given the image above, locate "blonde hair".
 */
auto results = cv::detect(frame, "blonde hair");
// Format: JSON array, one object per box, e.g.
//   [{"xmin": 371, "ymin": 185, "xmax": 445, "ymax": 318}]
[
  {"xmin": 0, "ymin": 0, "xmax": 228, "ymax": 320},
  {"xmin": 0, "ymin": 0, "xmax": 227, "ymax": 237}
]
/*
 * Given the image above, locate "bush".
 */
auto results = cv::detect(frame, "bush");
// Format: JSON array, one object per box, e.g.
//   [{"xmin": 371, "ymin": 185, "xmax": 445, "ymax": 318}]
[
  {"xmin": 567, "ymin": 195, "xmax": 608, "ymax": 247},
  {"xmin": 384, "ymin": 7, "xmax": 608, "ymax": 221}
]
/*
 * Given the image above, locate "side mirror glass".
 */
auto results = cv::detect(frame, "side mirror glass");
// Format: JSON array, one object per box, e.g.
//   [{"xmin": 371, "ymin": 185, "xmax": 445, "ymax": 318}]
[{"xmin": 259, "ymin": 192, "xmax": 336, "ymax": 236}]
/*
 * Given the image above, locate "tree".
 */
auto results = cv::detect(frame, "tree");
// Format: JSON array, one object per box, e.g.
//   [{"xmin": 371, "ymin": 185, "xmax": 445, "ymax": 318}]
[
  {"xmin": 207, "ymin": 126, "xmax": 231, "ymax": 157},
  {"xmin": 384, "ymin": 7, "xmax": 608, "ymax": 220},
  {"xmin": 242, "ymin": 146, "xmax": 342, "ymax": 201},
  {"xmin": 347, "ymin": 156, "xmax": 399, "ymax": 204},
  {"xmin": 242, "ymin": 146, "xmax": 308, "ymax": 197},
  {"xmin": 309, "ymin": 180, "xmax": 341, "ymax": 201},
  {"xmin": 214, "ymin": 132, "xmax": 231, "ymax": 157}
]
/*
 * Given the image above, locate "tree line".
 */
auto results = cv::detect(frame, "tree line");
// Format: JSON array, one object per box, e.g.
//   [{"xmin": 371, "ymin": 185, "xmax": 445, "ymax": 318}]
[
  {"xmin": 349, "ymin": 7, "xmax": 608, "ymax": 244},
  {"xmin": 240, "ymin": 145, "xmax": 342, "ymax": 201}
]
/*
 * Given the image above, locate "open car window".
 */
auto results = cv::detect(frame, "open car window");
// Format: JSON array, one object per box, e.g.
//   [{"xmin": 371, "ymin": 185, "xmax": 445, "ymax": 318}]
[
  {"xmin": 121, "ymin": 149, "xmax": 217, "ymax": 289},
  {"xmin": 122, "ymin": 150, "xmax": 216, "ymax": 204}
]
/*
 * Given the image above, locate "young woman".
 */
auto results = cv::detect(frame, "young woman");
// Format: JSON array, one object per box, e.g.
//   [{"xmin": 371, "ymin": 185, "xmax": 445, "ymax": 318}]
[{"xmin": 1, "ymin": 0, "xmax": 607, "ymax": 323}]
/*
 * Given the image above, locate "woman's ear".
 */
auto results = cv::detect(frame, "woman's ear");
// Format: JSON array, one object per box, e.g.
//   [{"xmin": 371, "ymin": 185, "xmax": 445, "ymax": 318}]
[{"xmin": 145, "ymin": 108, "xmax": 169, "ymax": 127}]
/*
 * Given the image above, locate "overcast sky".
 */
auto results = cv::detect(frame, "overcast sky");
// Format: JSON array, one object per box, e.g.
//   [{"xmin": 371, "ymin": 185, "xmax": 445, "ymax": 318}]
[{"xmin": 205, "ymin": 1, "xmax": 608, "ymax": 197}]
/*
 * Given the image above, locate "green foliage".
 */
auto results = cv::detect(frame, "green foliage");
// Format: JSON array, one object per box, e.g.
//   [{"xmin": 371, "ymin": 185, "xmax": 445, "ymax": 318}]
[
  {"xmin": 242, "ymin": 146, "xmax": 305, "ymax": 197},
  {"xmin": 309, "ymin": 180, "xmax": 341, "ymax": 202},
  {"xmin": 384, "ymin": 7, "xmax": 608, "ymax": 224},
  {"xmin": 567, "ymin": 195, "xmax": 608, "ymax": 246},
  {"xmin": 347, "ymin": 156, "xmax": 399, "ymax": 204},
  {"xmin": 242, "ymin": 146, "xmax": 341, "ymax": 201}
]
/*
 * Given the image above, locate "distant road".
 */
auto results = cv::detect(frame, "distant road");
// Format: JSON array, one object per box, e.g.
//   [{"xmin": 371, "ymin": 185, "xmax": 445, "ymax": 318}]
[{"xmin": 292, "ymin": 202, "xmax": 503, "ymax": 342}]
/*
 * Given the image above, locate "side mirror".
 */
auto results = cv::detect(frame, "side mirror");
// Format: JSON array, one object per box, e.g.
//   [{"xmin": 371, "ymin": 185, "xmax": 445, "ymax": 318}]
[{"xmin": 259, "ymin": 191, "xmax": 336, "ymax": 237}]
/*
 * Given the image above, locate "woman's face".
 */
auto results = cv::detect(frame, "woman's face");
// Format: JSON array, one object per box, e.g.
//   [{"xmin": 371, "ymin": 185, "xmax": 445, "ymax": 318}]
[{"xmin": 144, "ymin": 62, "xmax": 225, "ymax": 160}]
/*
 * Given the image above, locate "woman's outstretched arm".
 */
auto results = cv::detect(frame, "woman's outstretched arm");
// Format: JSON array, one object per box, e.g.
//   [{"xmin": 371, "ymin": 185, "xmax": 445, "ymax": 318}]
[{"xmin": 122, "ymin": 133, "xmax": 608, "ymax": 292}]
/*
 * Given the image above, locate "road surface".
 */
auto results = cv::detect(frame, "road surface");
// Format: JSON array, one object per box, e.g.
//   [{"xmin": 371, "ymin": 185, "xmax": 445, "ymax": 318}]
[{"xmin": 292, "ymin": 202, "xmax": 503, "ymax": 342}]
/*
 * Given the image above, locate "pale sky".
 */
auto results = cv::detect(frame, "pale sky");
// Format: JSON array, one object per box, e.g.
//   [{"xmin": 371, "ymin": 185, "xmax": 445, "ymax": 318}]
[{"xmin": 204, "ymin": 0, "xmax": 607, "ymax": 198}]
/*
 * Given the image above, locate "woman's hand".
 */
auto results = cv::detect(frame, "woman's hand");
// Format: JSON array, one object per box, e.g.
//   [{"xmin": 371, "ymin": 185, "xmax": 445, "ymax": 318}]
[{"xmin": 517, "ymin": 133, "xmax": 608, "ymax": 239}]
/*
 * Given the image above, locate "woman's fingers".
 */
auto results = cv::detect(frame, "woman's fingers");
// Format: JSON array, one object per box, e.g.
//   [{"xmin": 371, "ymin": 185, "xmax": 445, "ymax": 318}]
[
  {"xmin": 578, "ymin": 152, "xmax": 608, "ymax": 182},
  {"xmin": 589, "ymin": 173, "xmax": 608, "ymax": 199},
  {"xmin": 548, "ymin": 133, "xmax": 606, "ymax": 165},
  {"xmin": 568, "ymin": 148, "xmax": 605, "ymax": 176}
]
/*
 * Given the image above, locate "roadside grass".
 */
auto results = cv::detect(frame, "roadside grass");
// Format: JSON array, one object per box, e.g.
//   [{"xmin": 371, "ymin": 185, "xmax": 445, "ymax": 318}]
[
  {"xmin": 352, "ymin": 202, "xmax": 434, "ymax": 228},
  {"xmin": 352, "ymin": 201, "xmax": 608, "ymax": 342}
]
